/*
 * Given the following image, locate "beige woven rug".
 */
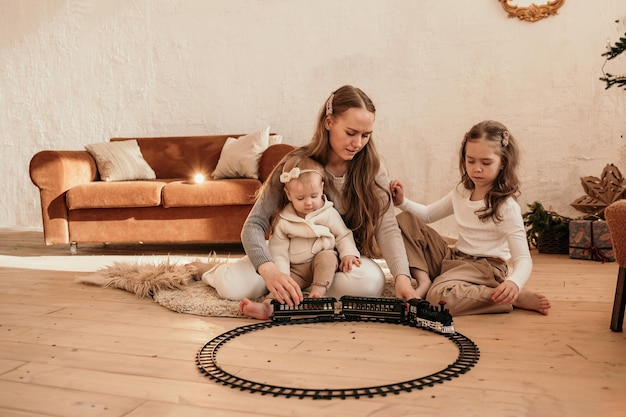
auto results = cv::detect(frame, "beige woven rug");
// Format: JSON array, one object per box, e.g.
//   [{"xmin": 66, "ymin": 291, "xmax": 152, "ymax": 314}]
[{"xmin": 77, "ymin": 259, "xmax": 395, "ymax": 318}]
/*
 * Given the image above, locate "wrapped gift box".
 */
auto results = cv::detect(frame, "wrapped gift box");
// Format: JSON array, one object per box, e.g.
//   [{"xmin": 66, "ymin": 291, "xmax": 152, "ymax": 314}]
[{"xmin": 568, "ymin": 219, "xmax": 615, "ymax": 262}]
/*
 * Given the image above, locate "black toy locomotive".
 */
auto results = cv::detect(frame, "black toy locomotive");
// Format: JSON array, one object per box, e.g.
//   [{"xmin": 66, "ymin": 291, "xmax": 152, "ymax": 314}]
[{"xmin": 270, "ymin": 296, "xmax": 455, "ymax": 334}]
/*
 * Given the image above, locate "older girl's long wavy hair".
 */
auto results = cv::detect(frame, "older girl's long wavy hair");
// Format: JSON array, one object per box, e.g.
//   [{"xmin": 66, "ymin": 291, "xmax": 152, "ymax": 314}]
[
  {"xmin": 279, "ymin": 85, "xmax": 389, "ymax": 257},
  {"xmin": 459, "ymin": 120, "xmax": 521, "ymax": 223}
]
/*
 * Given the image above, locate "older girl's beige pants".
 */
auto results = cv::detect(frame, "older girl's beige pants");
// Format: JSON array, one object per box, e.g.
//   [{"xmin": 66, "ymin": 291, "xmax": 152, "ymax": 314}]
[{"xmin": 396, "ymin": 211, "xmax": 513, "ymax": 316}]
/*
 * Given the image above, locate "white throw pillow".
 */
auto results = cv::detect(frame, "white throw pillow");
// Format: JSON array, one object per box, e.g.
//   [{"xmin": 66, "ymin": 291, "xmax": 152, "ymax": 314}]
[
  {"xmin": 85, "ymin": 140, "xmax": 156, "ymax": 182},
  {"xmin": 212, "ymin": 126, "xmax": 270, "ymax": 179}
]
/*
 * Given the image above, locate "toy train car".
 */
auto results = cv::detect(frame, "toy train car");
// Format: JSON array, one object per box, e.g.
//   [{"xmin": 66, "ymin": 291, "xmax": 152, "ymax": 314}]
[
  {"xmin": 270, "ymin": 297, "xmax": 336, "ymax": 322},
  {"xmin": 340, "ymin": 295, "xmax": 406, "ymax": 323},
  {"xmin": 270, "ymin": 296, "xmax": 455, "ymax": 334}
]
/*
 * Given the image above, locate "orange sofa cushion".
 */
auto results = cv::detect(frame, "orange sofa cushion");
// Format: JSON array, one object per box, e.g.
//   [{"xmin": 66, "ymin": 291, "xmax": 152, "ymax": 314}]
[
  {"xmin": 162, "ymin": 179, "xmax": 261, "ymax": 208},
  {"xmin": 66, "ymin": 181, "xmax": 168, "ymax": 209},
  {"xmin": 67, "ymin": 178, "xmax": 263, "ymax": 210}
]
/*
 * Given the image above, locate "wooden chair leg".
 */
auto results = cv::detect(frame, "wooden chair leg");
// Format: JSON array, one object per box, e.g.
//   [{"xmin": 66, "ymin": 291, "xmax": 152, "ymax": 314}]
[{"xmin": 610, "ymin": 266, "xmax": 626, "ymax": 332}]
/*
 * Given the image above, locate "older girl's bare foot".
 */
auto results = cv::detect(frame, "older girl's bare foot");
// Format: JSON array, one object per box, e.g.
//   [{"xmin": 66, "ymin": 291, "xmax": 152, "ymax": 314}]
[
  {"xmin": 239, "ymin": 298, "xmax": 272, "ymax": 320},
  {"xmin": 514, "ymin": 290, "xmax": 551, "ymax": 315}
]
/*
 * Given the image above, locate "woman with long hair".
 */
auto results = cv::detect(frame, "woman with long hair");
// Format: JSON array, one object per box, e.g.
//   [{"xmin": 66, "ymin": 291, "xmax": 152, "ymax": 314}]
[{"xmin": 193, "ymin": 85, "xmax": 419, "ymax": 305}]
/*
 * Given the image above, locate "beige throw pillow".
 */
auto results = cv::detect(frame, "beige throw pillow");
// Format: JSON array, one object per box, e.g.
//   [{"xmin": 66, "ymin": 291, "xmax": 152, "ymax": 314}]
[
  {"xmin": 85, "ymin": 140, "xmax": 156, "ymax": 182},
  {"xmin": 212, "ymin": 126, "xmax": 270, "ymax": 179},
  {"xmin": 269, "ymin": 134, "xmax": 283, "ymax": 146}
]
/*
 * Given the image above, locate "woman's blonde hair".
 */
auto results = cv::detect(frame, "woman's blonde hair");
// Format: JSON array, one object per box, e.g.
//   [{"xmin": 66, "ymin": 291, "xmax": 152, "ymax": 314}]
[{"xmin": 459, "ymin": 120, "xmax": 521, "ymax": 223}]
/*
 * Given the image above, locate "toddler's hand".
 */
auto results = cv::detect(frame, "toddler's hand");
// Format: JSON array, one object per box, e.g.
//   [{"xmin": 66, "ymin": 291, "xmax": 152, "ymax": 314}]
[{"xmin": 339, "ymin": 255, "xmax": 361, "ymax": 272}]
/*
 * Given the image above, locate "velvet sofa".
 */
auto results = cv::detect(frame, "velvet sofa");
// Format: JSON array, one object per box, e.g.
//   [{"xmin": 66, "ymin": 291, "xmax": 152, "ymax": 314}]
[{"xmin": 29, "ymin": 131, "xmax": 294, "ymax": 253}]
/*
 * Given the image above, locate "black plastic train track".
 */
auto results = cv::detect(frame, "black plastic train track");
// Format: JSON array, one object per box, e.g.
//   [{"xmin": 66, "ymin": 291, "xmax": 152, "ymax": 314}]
[{"xmin": 196, "ymin": 298, "xmax": 480, "ymax": 400}]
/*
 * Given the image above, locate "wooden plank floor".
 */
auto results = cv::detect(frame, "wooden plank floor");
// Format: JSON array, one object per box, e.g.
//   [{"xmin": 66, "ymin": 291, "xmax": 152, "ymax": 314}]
[{"xmin": 0, "ymin": 228, "xmax": 625, "ymax": 417}]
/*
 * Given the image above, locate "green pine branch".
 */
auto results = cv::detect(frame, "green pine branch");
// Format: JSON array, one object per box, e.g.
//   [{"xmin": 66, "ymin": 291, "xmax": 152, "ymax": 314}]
[
  {"xmin": 600, "ymin": 30, "xmax": 626, "ymax": 90},
  {"xmin": 602, "ymin": 34, "xmax": 626, "ymax": 60},
  {"xmin": 600, "ymin": 74, "xmax": 626, "ymax": 90}
]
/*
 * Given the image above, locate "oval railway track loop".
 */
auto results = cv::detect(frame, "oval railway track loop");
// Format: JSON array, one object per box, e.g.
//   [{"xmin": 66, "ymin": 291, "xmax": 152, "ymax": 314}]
[{"xmin": 196, "ymin": 318, "xmax": 480, "ymax": 400}]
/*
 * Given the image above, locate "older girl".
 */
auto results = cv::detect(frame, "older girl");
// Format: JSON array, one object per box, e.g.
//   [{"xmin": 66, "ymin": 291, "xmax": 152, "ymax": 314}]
[{"xmin": 390, "ymin": 120, "xmax": 551, "ymax": 316}]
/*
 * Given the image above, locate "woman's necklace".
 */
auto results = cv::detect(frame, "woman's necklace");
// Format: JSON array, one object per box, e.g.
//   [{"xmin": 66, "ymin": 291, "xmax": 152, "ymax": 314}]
[
  {"xmin": 325, "ymin": 167, "xmax": 345, "ymax": 180},
  {"xmin": 325, "ymin": 162, "xmax": 347, "ymax": 179}
]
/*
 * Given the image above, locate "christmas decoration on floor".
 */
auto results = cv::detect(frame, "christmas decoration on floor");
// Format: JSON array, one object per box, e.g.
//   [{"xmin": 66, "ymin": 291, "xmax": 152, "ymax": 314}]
[{"xmin": 569, "ymin": 164, "xmax": 626, "ymax": 262}]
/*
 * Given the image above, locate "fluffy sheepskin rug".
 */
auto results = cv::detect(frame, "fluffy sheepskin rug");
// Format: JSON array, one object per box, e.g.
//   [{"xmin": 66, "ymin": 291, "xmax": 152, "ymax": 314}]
[
  {"xmin": 78, "ymin": 259, "xmax": 194, "ymax": 298},
  {"xmin": 76, "ymin": 256, "xmax": 249, "ymax": 317}
]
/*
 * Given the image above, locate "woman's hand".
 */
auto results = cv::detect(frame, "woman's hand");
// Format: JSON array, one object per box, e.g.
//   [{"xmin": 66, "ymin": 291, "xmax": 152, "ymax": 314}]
[
  {"xmin": 394, "ymin": 274, "xmax": 420, "ymax": 300},
  {"xmin": 491, "ymin": 280, "xmax": 520, "ymax": 305},
  {"xmin": 258, "ymin": 261, "xmax": 304, "ymax": 306},
  {"xmin": 389, "ymin": 179, "xmax": 405, "ymax": 206},
  {"xmin": 339, "ymin": 255, "xmax": 362, "ymax": 272}
]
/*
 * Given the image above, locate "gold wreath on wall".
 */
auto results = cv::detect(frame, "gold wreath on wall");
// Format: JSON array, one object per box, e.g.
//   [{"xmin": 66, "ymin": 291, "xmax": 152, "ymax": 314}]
[{"xmin": 498, "ymin": 0, "xmax": 566, "ymax": 23}]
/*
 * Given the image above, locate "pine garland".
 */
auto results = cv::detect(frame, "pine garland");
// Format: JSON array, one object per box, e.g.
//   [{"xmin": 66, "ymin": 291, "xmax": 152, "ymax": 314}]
[
  {"xmin": 600, "ymin": 31, "xmax": 626, "ymax": 90},
  {"xmin": 602, "ymin": 33, "xmax": 626, "ymax": 60}
]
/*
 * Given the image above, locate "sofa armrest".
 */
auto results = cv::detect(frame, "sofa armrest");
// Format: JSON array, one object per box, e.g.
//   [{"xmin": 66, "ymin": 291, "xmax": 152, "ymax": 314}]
[
  {"xmin": 29, "ymin": 150, "xmax": 98, "ymax": 244},
  {"xmin": 258, "ymin": 144, "xmax": 295, "ymax": 183}
]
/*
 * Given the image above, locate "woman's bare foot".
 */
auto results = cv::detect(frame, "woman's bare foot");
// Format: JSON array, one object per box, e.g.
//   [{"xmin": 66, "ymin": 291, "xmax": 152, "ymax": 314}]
[
  {"xmin": 239, "ymin": 298, "xmax": 272, "ymax": 320},
  {"xmin": 514, "ymin": 289, "xmax": 551, "ymax": 315}
]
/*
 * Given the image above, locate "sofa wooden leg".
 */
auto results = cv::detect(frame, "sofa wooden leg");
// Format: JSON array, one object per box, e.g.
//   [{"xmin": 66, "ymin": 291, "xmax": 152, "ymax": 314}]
[
  {"xmin": 610, "ymin": 266, "xmax": 626, "ymax": 332},
  {"xmin": 70, "ymin": 242, "xmax": 77, "ymax": 256}
]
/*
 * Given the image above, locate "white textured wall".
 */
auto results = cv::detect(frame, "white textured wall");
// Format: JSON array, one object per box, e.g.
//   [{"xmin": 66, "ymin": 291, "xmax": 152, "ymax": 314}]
[{"xmin": 2, "ymin": 0, "xmax": 625, "ymax": 237}]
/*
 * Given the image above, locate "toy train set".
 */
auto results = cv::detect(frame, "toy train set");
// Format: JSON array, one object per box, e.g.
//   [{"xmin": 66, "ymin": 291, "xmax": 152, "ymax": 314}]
[
  {"xmin": 196, "ymin": 295, "xmax": 480, "ymax": 399},
  {"xmin": 270, "ymin": 295, "xmax": 455, "ymax": 334}
]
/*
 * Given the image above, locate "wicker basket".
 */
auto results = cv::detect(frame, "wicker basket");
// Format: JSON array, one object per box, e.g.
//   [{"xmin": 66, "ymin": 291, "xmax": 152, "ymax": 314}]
[{"xmin": 537, "ymin": 233, "xmax": 569, "ymax": 254}]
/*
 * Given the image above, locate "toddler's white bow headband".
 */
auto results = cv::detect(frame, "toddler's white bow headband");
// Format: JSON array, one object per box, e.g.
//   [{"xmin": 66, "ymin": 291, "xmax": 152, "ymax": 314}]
[{"xmin": 280, "ymin": 167, "xmax": 323, "ymax": 184}]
